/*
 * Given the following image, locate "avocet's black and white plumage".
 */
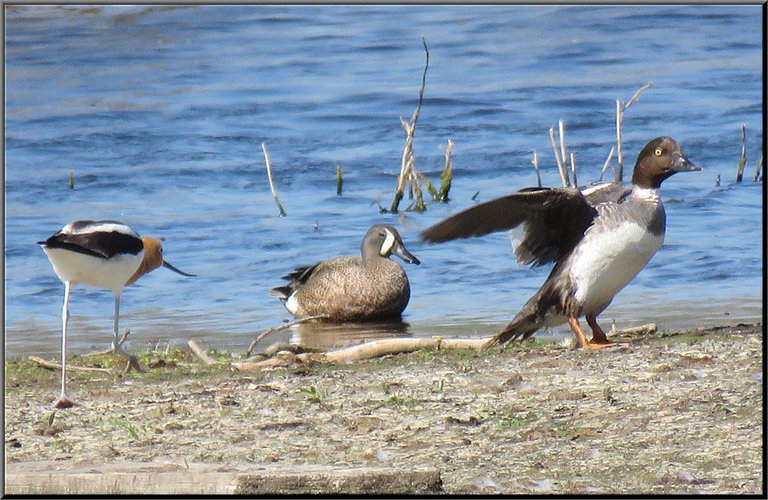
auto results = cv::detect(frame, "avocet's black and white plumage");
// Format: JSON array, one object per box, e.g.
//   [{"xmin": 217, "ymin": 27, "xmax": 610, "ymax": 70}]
[
  {"xmin": 39, "ymin": 220, "xmax": 195, "ymax": 408},
  {"xmin": 270, "ymin": 224, "xmax": 420, "ymax": 321},
  {"xmin": 421, "ymin": 137, "xmax": 699, "ymax": 349}
]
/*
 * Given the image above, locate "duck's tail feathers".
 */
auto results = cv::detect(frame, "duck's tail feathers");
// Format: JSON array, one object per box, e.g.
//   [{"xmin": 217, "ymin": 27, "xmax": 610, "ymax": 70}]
[
  {"xmin": 482, "ymin": 314, "xmax": 542, "ymax": 349},
  {"xmin": 269, "ymin": 286, "xmax": 291, "ymax": 300}
]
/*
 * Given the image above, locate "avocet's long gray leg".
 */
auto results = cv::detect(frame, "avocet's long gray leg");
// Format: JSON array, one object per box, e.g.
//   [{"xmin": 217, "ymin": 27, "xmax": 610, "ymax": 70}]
[
  {"xmin": 111, "ymin": 293, "xmax": 141, "ymax": 373},
  {"xmin": 53, "ymin": 281, "xmax": 77, "ymax": 409}
]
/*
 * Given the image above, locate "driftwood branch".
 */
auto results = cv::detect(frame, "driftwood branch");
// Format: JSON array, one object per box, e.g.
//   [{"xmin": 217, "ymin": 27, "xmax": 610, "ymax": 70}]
[
  {"xmin": 233, "ymin": 336, "xmax": 490, "ymax": 371},
  {"xmin": 263, "ymin": 143, "xmax": 287, "ymax": 217},
  {"xmin": 188, "ymin": 340, "xmax": 218, "ymax": 366},
  {"xmin": 244, "ymin": 315, "xmax": 330, "ymax": 357},
  {"xmin": 233, "ymin": 322, "xmax": 664, "ymax": 372},
  {"xmin": 609, "ymin": 323, "xmax": 657, "ymax": 337},
  {"xmin": 28, "ymin": 356, "xmax": 112, "ymax": 373}
]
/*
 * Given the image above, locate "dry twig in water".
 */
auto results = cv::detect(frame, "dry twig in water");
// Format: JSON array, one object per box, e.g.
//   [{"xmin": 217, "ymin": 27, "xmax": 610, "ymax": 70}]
[
  {"xmin": 570, "ymin": 152, "xmax": 577, "ymax": 188},
  {"xmin": 437, "ymin": 139, "xmax": 454, "ymax": 201},
  {"xmin": 549, "ymin": 122, "xmax": 571, "ymax": 187},
  {"xmin": 263, "ymin": 142, "xmax": 286, "ymax": 217},
  {"xmin": 736, "ymin": 124, "xmax": 747, "ymax": 182},
  {"xmin": 532, "ymin": 148, "xmax": 541, "ymax": 187},
  {"xmin": 599, "ymin": 146, "xmax": 616, "ymax": 181},
  {"xmin": 615, "ymin": 83, "xmax": 652, "ymax": 182},
  {"xmin": 424, "ymin": 139, "xmax": 454, "ymax": 202},
  {"xmin": 390, "ymin": 38, "xmax": 429, "ymax": 213}
]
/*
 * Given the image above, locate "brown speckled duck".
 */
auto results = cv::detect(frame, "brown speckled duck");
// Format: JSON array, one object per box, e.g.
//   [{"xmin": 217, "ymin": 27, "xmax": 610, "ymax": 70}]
[{"xmin": 271, "ymin": 224, "xmax": 420, "ymax": 321}]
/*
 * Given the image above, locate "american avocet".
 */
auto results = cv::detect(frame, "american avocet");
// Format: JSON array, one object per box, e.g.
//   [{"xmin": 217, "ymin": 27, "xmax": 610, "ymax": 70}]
[
  {"xmin": 270, "ymin": 224, "xmax": 420, "ymax": 321},
  {"xmin": 38, "ymin": 220, "xmax": 195, "ymax": 409}
]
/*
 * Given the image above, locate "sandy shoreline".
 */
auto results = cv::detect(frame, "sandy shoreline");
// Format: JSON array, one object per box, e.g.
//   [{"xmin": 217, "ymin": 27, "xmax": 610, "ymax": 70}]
[{"xmin": 4, "ymin": 323, "xmax": 764, "ymax": 494}]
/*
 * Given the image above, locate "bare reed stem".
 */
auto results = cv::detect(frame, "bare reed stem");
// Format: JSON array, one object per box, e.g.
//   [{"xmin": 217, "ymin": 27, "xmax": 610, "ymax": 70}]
[
  {"xmin": 262, "ymin": 143, "xmax": 286, "ymax": 217},
  {"xmin": 532, "ymin": 148, "xmax": 541, "ymax": 187},
  {"xmin": 336, "ymin": 164, "xmax": 343, "ymax": 195},
  {"xmin": 390, "ymin": 38, "xmax": 430, "ymax": 212},
  {"xmin": 570, "ymin": 152, "xmax": 577, "ymax": 187},
  {"xmin": 616, "ymin": 83, "xmax": 652, "ymax": 183},
  {"xmin": 615, "ymin": 99, "xmax": 623, "ymax": 183},
  {"xmin": 736, "ymin": 124, "xmax": 747, "ymax": 182},
  {"xmin": 625, "ymin": 82, "xmax": 652, "ymax": 109},
  {"xmin": 437, "ymin": 139, "xmax": 453, "ymax": 201},
  {"xmin": 549, "ymin": 127, "xmax": 569, "ymax": 188},
  {"xmin": 599, "ymin": 146, "xmax": 615, "ymax": 181},
  {"xmin": 754, "ymin": 154, "xmax": 763, "ymax": 182},
  {"xmin": 559, "ymin": 120, "xmax": 569, "ymax": 186}
]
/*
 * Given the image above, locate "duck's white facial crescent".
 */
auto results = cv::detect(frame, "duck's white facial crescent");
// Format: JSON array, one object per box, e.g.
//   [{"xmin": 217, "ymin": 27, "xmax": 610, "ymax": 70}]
[{"xmin": 379, "ymin": 228, "xmax": 396, "ymax": 256}]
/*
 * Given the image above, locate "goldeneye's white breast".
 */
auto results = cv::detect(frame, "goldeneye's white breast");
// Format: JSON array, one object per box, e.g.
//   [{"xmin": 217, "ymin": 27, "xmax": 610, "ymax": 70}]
[{"xmin": 568, "ymin": 187, "xmax": 665, "ymax": 315}]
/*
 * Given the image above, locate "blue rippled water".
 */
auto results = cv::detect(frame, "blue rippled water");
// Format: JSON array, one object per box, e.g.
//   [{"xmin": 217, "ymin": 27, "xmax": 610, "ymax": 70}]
[{"xmin": 4, "ymin": 5, "xmax": 763, "ymax": 357}]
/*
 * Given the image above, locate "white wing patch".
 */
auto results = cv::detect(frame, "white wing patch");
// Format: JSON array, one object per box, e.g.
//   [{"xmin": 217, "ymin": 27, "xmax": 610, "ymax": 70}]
[
  {"xmin": 63, "ymin": 221, "xmax": 139, "ymax": 238},
  {"xmin": 285, "ymin": 293, "xmax": 300, "ymax": 315},
  {"xmin": 580, "ymin": 181, "xmax": 613, "ymax": 197}
]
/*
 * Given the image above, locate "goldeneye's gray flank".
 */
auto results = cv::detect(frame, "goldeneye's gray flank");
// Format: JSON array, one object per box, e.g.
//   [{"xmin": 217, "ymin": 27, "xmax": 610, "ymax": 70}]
[{"xmin": 421, "ymin": 136, "xmax": 700, "ymax": 349}]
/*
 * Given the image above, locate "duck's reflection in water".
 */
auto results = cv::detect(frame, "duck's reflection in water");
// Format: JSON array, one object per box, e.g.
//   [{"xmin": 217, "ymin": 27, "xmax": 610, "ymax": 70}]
[{"xmin": 289, "ymin": 319, "xmax": 411, "ymax": 350}]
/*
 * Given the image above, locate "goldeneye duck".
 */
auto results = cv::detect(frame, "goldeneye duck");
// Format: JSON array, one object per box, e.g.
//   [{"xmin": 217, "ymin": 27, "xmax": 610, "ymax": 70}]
[{"xmin": 421, "ymin": 136, "xmax": 699, "ymax": 349}]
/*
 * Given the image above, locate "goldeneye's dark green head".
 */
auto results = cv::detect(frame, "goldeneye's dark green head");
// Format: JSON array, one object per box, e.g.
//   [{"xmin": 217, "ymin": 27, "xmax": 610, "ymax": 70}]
[{"xmin": 632, "ymin": 136, "xmax": 700, "ymax": 189}]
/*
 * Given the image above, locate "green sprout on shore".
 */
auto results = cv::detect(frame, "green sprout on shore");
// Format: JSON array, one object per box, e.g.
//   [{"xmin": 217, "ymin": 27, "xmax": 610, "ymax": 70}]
[
  {"xmin": 300, "ymin": 385, "xmax": 325, "ymax": 404},
  {"xmin": 109, "ymin": 416, "xmax": 146, "ymax": 441}
]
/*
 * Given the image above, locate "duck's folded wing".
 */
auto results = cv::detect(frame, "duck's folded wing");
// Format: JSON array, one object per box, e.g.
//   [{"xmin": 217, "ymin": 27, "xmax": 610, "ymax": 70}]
[
  {"xmin": 581, "ymin": 181, "xmax": 632, "ymax": 206},
  {"xmin": 269, "ymin": 263, "xmax": 321, "ymax": 298},
  {"xmin": 420, "ymin": 187, "xmax": 597, "ymax": 267}
]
